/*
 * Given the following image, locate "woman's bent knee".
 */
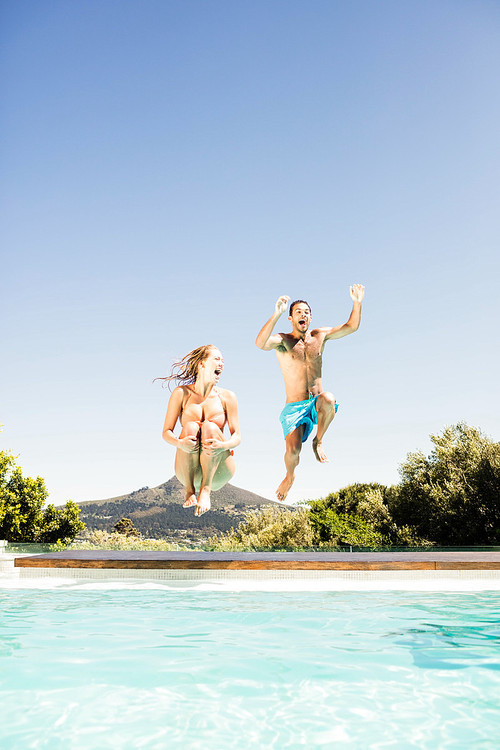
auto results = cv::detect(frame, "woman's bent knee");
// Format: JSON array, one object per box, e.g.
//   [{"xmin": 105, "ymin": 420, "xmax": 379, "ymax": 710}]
[
  {"xmin": 201, "ymin": 420, "xmax": 223, "ymax": 440},
  {"xmin": 180, "ymin": 421, "xmax": 201, "ymax": 438}
]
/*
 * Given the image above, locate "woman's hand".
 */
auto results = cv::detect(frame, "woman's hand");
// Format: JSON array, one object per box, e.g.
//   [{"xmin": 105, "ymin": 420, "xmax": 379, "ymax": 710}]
[
  {"xmin": 178, "ymin": 435, "xmax": 200, "ymax": 453},
  {"xmin": 202, "ymin": 438, "xmax": 228, "ymax": 457}
]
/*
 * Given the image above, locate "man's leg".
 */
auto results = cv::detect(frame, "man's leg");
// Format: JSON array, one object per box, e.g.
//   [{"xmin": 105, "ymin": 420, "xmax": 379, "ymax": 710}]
[
  {"xmin": 276, "ymin": 426, "xmax": 303, "ymax": 502},
  {"xmin": 312, "ymin": 391, "xmax": 336, "ymax": 462}
]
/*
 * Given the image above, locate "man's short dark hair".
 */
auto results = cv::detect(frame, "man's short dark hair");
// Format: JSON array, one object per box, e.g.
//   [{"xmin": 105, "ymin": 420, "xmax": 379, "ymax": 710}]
[{"xmin": 289, "ymin": 300, "xmax": 311, "ymax": 317}]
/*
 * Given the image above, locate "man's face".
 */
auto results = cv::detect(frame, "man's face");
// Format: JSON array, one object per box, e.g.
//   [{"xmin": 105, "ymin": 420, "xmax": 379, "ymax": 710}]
[{"xmin": 289, "ymin": 303, "xmax": 311, "ymax": 334}]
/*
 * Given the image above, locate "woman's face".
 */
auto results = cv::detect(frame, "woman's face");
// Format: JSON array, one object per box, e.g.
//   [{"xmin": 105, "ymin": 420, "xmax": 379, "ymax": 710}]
[{"xmin": 200, "ymin": 347, "xmax": 224, "ymax": 382}]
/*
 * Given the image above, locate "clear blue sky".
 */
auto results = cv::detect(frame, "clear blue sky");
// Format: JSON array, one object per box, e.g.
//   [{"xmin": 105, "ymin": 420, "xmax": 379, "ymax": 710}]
[{"xmin": 2, "ymin": 0, "xmax": 499, "ymax": 506}]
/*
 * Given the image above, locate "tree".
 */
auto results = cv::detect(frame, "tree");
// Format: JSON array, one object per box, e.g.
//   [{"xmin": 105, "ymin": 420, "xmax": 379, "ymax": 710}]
[
  {"xmin": 388, "ymin": 423, "xmax": 500, "ymax": 545},
  {"xmin": 0, "ymin": 451, "xmax": 85, "ymax": 543}
]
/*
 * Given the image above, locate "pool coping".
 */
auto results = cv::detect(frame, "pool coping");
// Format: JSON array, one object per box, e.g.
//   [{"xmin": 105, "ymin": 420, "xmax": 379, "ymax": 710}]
[{"xmin": 13, "ymin": 550, "xmax": 500, "ymax": 571}]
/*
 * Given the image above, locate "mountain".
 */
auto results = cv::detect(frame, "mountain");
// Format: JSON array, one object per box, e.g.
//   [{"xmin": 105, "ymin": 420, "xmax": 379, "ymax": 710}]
[{"xmin": 76, "ymin": 477, "xmax": 276, "ymax": 542}]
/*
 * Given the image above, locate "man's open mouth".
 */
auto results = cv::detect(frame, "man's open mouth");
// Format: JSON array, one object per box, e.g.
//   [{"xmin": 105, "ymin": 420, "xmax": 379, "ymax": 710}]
[{"xmin": 214, "ymin": 369, "xmax": 222, "ymax": 376}]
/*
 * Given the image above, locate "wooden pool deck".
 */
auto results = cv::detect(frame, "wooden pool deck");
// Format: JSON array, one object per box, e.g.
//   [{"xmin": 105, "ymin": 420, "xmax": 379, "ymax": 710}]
[{"xmin": 13, "ymin": 550, "xmax": 500, "ymax": 571}]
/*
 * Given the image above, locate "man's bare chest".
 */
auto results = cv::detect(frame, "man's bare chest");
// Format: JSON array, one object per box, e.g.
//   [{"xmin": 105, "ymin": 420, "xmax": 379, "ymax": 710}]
[{"xmin": 280, "ymin": 336, "xmax": 323, "ymax": 364}]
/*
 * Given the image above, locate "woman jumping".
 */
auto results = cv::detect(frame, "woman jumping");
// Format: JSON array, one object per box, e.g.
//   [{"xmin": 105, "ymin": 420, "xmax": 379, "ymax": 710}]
[{"xmin": 158, "ymin": 345, "xmax": 240, "ymax": 516}]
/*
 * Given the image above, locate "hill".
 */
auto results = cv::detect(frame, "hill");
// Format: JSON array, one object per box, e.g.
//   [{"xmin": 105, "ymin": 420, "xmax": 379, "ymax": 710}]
[{"xmin": 76, "ymin": 477, "xmax": 276, "ymax": 542}]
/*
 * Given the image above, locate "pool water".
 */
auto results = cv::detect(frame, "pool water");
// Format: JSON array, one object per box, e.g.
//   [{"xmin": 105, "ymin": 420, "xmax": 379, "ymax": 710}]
[{"xmin": 1, "ymin": 589, "xmax": 500, "ymax": 749}]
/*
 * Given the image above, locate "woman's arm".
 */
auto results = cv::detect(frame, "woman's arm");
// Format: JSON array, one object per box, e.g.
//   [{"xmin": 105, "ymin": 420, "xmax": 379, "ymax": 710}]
[
  {"xmin": 162, "ymin": 387, "xmax": 187, "ymax": 449},
  {"xmin": 222, "ymin": 389, "xmax": 241, "ymax": 450},
  {"xmin": 163, "ymin": 387, "xmax": 200, "ymax": 453},
  {"xmin": 162, "ymin": 387, "xmax": 184, "ymax": 448}
]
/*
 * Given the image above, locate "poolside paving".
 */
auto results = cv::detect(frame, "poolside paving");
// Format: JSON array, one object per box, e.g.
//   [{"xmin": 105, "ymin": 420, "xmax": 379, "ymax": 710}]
[{"xmin": 13, "ymin": 550, "xmax": 500, "ymax": 571}]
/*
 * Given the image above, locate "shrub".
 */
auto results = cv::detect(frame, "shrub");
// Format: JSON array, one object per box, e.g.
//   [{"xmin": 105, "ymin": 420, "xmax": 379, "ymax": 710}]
[
  {"xmin": 308, "ymin": 482, "xmax": 431, "ymax": 547},
  {"xmin": 208, "ymin": 505, "xmax": 314, "ymax": 550},
  {"xmin": 113, "ymin": 517, "xmax": 141, "ymax": 537},
  {"xmin": 309, "ymin": 483, "xmax": 393, "ymax": 531},
  {"xmin": 308, "ymin": 507, "xmax": 385, "ymax": 547},
  {"xmin": 74, "ymin": 530, "xmax": 187, "ymax": 551}
]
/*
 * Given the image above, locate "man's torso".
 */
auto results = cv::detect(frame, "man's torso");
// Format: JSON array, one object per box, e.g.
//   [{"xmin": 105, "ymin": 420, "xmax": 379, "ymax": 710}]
[{"xmin": 275, "ymin": 330, "xmax": 327, "ymax": 402}]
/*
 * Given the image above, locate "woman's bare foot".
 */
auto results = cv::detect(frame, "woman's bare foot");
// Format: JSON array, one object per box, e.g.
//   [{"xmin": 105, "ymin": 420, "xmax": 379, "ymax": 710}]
[
  {"xmin": 312, "ymin": 437, "xmax": 329, "ymax": 463},
  {"xmin": 276, "ymin": 474, "xmax": 294, "ymax": 502},
  {"xmin": 182, "ymin": 491, "xmax": 197, "ymax": 508},
  {"xmin": 195, "ymin": 487, "xmax": 211, "ymax": 516}
]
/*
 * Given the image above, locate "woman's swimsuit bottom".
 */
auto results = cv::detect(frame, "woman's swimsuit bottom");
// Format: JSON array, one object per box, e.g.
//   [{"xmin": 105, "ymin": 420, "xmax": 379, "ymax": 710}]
[{"xmin": 279, "ymin": 394, "xmax": 339, "ymax": 442}]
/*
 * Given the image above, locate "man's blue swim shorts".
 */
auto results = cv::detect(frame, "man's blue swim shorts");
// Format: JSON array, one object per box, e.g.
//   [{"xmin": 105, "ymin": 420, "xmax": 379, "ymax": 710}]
[{"xmin": 279, "ymin": 394, "xmax": 339, "ymax": 443}]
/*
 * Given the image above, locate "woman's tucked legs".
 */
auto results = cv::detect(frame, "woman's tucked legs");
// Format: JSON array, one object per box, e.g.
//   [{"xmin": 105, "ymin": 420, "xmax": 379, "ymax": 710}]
[
  {"xmin": 196, "ymin": 421, "xmax": 234, "ymax": 516},
  {"xmin": 174, "ymin": 421, "xmax": 202, "ymax": 507}
]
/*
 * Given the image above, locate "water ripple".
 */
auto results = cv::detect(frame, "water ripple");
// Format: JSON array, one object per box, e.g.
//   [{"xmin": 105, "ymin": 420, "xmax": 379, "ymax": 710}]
[{"xmin": 0, "ymin": 591, "xmax": 500, "ymax": 748}]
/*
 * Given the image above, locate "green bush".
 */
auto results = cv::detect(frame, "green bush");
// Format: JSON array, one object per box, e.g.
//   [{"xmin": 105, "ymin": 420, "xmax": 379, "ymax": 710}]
[
  {"xmin": 208, "ymin": 505, "xmax": 314, "ymax": 550},
  {"xmin": 209, "ymin": 502, "xmax": 389, "ymax": 550},
  {"xmin": 308, "ymin": 481, "xmax": 432, "ymax": 546},
  {"xmin": 113, "ymin": 517, "xmax": 141, "ymax": 537},
  {"xmin": 308, "ymin": 507, "xmax": 385, "ymax": 547},
  {"xmin": 309, "ymin": 483, "xmax": 394, "ymax": 534}
]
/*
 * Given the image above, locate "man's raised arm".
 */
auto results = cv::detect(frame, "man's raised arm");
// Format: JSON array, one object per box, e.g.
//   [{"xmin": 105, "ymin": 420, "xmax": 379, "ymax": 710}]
[
  {"xmin": 255, "ymin": 295, "xmax": 290, "ymax": 350},
  {"xmin": 323, "ymin": 284, "xmax": 365, "ymax": 341}
]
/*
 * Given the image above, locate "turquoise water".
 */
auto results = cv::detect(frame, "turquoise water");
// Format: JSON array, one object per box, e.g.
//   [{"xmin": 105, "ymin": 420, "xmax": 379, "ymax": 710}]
[{"xmin": 1, "ymin": 590, "xmax": 500, "ymax": 749}]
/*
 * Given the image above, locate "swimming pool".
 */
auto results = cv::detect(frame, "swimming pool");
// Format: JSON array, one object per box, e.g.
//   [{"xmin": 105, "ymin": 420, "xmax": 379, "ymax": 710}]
[{"xmin": 1, "ymin": 587, "xmax": 500, "ymax": 749}]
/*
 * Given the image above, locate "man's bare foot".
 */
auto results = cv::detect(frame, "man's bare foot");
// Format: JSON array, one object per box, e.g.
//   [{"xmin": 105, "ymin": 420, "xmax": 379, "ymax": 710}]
[
  {"xmin": 276, "ymin": 475, "xmax": 294, "ymax": 502},
  {"xmin": 182, "ymin": 491, "xmax": 197, "ymax": 508},
  {"xmin": 312, "ymin": 437, "xmax": 329, "ymax": 463},
  {"xmin": 195, "ymin": 487, "xmax": 211, "ymax": 516}
]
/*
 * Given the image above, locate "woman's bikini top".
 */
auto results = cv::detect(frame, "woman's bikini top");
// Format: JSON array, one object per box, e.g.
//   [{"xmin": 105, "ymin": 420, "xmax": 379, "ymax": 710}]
[{"xmin": 180, "ymin": 386, "xmax": 227, "ymax": 430}]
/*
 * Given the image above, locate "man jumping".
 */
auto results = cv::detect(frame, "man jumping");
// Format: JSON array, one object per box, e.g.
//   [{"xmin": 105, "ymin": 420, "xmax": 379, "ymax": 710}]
[{"xmin": 255, "ymin": 285, "xmax": 365, "ymax": 501}]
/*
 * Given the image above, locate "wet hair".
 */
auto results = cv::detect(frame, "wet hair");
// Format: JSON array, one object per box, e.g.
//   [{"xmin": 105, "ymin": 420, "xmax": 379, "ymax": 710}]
[
  {"xmin": 289, "ymin": 299, "xmax": 311, "ymax": 317},
  {"xmin": 154, "ymin": 345, "xmax": 216, "ymax": 390}
]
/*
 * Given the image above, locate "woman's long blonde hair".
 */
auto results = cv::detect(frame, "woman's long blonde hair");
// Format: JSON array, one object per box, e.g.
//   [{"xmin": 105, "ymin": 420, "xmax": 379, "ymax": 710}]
[{"xmin": 155, "ymin": 345, "xmax": 216, "ymax": 390}]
